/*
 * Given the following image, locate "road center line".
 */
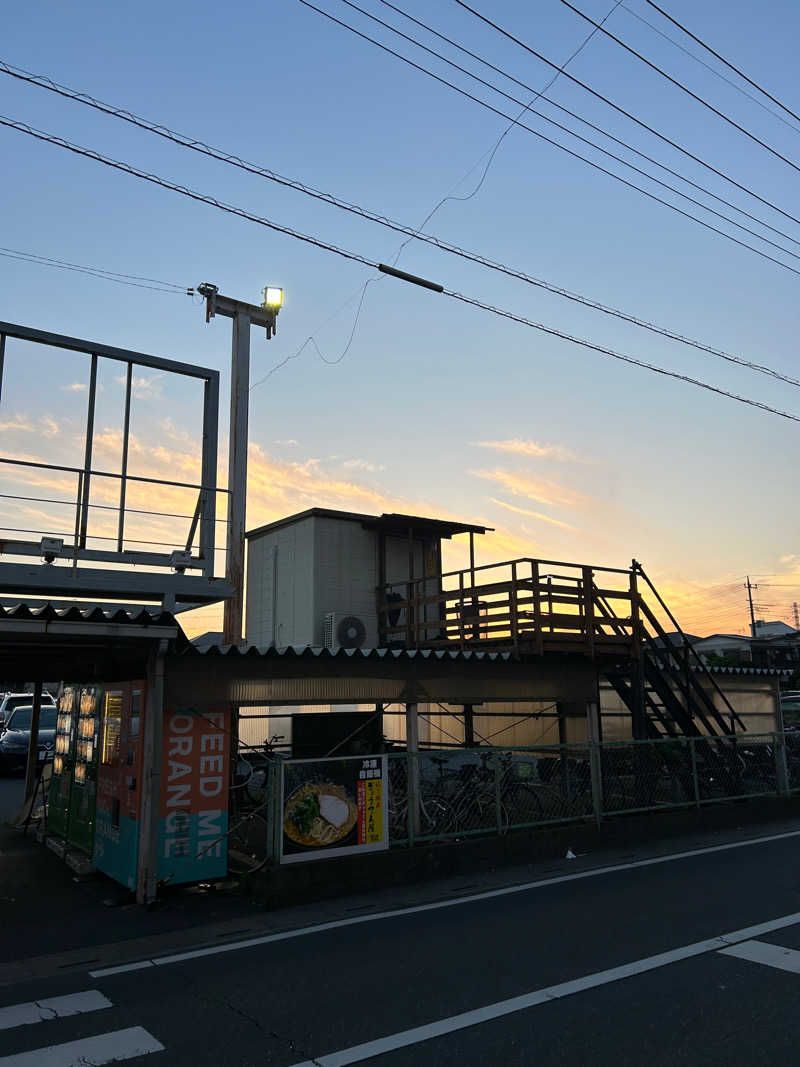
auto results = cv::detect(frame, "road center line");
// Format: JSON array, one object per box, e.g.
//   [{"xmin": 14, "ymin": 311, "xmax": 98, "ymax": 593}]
[
  {"xmin": 91, "ymin": 826, "xmax": 800, "ymax": 977},
  {"xmin": 290, "ymin": 911, "xmax": 800, "ymax": 1066},
  {"xmin": 0, "ymin": 991, "xmax": 111, "ymax": 1031}
]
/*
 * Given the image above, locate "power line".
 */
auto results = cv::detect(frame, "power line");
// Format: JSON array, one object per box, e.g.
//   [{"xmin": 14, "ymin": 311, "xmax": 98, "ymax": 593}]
[
  {"xmin": 378, "ymin": 0, "xmax": 800, "ymax": 251},
  {"xmin": 556, "ymin": 0, "xmax": 800, "ymax": 175},
  {"xmin": 4, "ymin": 64, "xmax": 798, "ymax": 387},
  {"xmin": 619, "ymin": 4, "xmax": 800, "ymax": 135},
  {"xmin": 2, "ymin": 112, "xmax": 799, "ymax": 423},
  {"xmin": 383, "ymin": 0, "xmax": 624, "ymax": 263},
  {"xmin": 300, "ymin": 1, "xmax": 800, "ymax": 279},
  {"xmin": 449, "ymin": 0, "xmax": 800, "ymax": 230},
  {"xmin": 444, "ymin": 287, "xmax": 800, "ymax": 423},
  {"xmin": 337, "ymin": 0, "xmax": 800, "ymax": 266},
  {"xmin": 258, "ymin": 0, "xmax": 620, "ymax": 387},
  {"xmin": 642, "ymin": 0, "xmax": 800, "ymax": 127},
  {"xmin": 0, "ymin": 246, "xmax": 189, "ymax": 294}
]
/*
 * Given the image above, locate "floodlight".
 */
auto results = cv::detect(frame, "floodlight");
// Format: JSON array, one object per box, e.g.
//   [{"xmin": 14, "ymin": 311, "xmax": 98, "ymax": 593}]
[{"xmin": 263, "ymin": 286, "xmax": 283, "ymax": 309}]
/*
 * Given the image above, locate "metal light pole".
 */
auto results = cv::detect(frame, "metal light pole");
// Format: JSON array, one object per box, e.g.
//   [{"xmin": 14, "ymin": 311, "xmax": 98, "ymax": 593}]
[{"xmin": 198, "ymin": 284, "xmax": 281, "ymax": 646}]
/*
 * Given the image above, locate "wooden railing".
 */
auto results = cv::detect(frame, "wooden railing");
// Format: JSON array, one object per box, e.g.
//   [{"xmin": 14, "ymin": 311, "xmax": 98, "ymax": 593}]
[{"xmin": 376, "ymin": 557, "xmax": 639, "ymax": 657}]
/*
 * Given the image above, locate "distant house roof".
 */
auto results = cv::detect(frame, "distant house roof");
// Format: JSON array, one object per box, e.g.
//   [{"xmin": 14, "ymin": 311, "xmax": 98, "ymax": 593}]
[
  {"xmin": 753, "ymin": 620, "xmax": 796, "ymax": 637},
  {"xmin": 650, "ymin": 631, "xmax": 701, "ymax": 647},
  {"xmin": 246, "ymin": 508, "xmax": 492, "ymax": 542},
  {"xmin": 191, "ymin": 630, "xmax": 224, "ymax": 650},
  {"xmin": 694, "ymin": 633, "xmax": 752, "ymax": 644}
]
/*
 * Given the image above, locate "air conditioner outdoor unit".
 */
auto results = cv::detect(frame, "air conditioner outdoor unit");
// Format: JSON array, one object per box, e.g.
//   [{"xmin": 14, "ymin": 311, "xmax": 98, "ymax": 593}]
[{"xmin": 324, "ymin": 612, "xmax": 377, "ymax": 650}]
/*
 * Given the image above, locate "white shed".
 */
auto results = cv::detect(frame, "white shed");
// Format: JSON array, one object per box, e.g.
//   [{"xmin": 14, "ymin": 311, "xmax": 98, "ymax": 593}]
[{"xmin": 244, "ymin": 508, "xmax": 488, "ymax": 649}]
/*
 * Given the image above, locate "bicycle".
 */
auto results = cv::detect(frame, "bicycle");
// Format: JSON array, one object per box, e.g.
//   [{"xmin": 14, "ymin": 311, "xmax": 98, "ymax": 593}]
[{"xmin": 388, "ymin": 776, "xmax": 456, "ymax": 840}]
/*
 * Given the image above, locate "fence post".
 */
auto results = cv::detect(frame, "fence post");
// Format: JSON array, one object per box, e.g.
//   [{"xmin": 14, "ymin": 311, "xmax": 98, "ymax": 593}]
[
  {"xmin": 406, "ymin": 751, "xmax": 417, "ymax": 846},
  {"xmin": 495, "ymin": 755, "xmax": 503, "ymax": 833},
  {"xmin": 586, "ymin": 701, "xmax": 603, "ymax": 827},
  {"xmin": 775, "ymin": 732, "xmax": 790, "ymax": 797},
  {"xmin": 690, "ymin": 737, "xmax": 700, "ymax": 808},
  {"xmin": 266, "ymin": 758, "xmax": 282, "ymax": 862},
  {"xmin": 406, "ymin": 702, "xmax": 420, "ymax": 843}
]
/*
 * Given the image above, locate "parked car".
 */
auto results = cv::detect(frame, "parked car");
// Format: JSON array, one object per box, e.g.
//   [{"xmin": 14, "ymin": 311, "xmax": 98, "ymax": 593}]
[
  {"xmin": 0, "ymin": 691, "xmax": 55, "ymax": 729},
  {"xmin": 0, "ymin": 704, "xmax": 58, "ymax": 774},
  {"xmin": 781, "ymin": 696, "xmax": 800, "ymax": 728}
]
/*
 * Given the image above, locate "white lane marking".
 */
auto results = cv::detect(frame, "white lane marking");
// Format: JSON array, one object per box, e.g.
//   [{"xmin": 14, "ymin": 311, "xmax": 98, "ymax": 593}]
[
  {"xmin": 91, "ymin": 826, "xmax": 800, "ymax": 977},
  {"xmin": 289, "ymin": 911, "xmax": 800, "ymax": 1066},
  {"xmin": 0, "ymin": 1026, "xmax": 164, "ymax": 1066},
  {"xmin": 0, "ymin": 991, "xmax": 111, "ymax": 1031},
  {"xmin": 720, "ymin": 939, "xmax": 800, "ymax": 973}
]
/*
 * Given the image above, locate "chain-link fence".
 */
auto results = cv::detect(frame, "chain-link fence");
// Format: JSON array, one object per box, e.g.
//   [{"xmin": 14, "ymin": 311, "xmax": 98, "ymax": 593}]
[
  {"xmin": 386, "ymin": 745, "xmax": 596, "ymax": 844},
  {"xmin": 385, "ymin": 734, "xmax": 793, "ymax": 844},
  {"xmin": 254, "ymin": 733, "xmax": 796, "ymax": 859}
]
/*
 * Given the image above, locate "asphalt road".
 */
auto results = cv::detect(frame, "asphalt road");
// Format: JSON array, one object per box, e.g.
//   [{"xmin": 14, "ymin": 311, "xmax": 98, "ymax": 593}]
[{"xmin": 4, "ymin": 826, "xmax": 800, "ymax": 1065}]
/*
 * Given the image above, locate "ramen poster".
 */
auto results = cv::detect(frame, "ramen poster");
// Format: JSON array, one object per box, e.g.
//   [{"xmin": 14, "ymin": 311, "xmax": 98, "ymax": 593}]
[{"xmin": 280, "ymin": 755, "xmax": 389, "ymax": 863}]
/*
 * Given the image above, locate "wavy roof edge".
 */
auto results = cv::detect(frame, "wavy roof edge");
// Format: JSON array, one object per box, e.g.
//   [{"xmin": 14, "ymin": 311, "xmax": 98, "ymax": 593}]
[
  {"xmin": 0, "ymin": 602, "xmax": 178, "ymax": 625},
  {"xmin": 182, "ymin": 643, "xmax": 511, "ymax": 662}
]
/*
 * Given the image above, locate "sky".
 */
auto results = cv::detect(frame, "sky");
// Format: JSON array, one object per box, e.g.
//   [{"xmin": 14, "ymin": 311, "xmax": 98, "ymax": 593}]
[{"xmin": 1, "ymin": 0, "xmax": 799, "ymax": 638}]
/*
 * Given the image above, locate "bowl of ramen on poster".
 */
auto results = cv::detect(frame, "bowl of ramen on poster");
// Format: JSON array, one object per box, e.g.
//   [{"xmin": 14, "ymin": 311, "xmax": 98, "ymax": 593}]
[{"xmin": 280, "ymin": 755, "xmax": 387, "ymax": 862}]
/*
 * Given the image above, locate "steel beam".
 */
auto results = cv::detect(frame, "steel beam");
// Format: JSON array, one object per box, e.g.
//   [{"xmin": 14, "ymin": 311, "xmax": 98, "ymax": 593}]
[
  {"xmin": 0, "ymin": 321, "xmax": 217, "ymax": 380},
  {"xmin": 223, "ymin": 310, "xmax": 250, "ymax": 645},
  {"xmin": 0, "ymin": 560, "xmax": 233, "ymax": 603}
]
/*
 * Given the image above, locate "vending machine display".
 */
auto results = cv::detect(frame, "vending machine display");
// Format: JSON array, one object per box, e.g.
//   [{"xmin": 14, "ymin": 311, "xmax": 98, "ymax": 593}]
[
  {"xmin": 48, "ymin": 686, "xmax": 77, "ymax": 839},
  {"xmin": 66, "ymin": 685, "xmax": 100, "ymax": 853}
]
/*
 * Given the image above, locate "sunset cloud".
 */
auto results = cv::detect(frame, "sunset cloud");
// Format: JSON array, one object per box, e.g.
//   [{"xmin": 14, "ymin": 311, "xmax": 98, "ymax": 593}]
[
  {"xmin": 489, "ymin": 497, "xmax": 582, "ymax": 533},
  {"xmin": 474, "ymin": 438, "xmax": 578, "ymax": 462},
  {"xmin": 470, "ymin": 468, "xmax": 584, "ymax": 510},
  {"xmin": 341, "ymin": 458, "xmax": 385, "ymax": 473}
]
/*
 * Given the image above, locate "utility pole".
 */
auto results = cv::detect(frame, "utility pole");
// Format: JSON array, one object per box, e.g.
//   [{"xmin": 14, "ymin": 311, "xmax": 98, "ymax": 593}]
[
  {"xmin": 198, "ymin": 283, "xmax": 281, "ymax": 646},
  {"xmin": 745, "ymin": 575, "xmax": 758, "ymax": 638},
  {"xmin": 793, "ymin": 602, "xmax": 799, "ymax": 631}
]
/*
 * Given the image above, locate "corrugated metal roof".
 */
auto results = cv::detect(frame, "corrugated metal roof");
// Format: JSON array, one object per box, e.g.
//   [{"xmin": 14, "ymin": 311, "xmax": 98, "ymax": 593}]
[
  {"xmin": 181, "ymin": 643, "xmax": 512, "ymax": 662},
  {"xmin": 0, "ymin": 602, "xmax": 177, "ymax": 626},
  {"xmin": 700, "ymin": 664, "xmax": 791, "ymax": 677}
]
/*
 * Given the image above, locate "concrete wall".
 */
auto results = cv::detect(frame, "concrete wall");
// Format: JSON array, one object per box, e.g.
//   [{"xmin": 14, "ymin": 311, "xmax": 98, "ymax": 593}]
[
  {"xmin": 314, "ymin": 517, "xmax": 379, "ymax": 646},
  {"xmin": 245, "ymin": 517, "xmax": 316, "ymax": 647}
]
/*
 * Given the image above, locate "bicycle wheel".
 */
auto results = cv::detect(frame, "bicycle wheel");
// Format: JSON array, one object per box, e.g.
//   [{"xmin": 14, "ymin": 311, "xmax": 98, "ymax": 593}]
[{"xmin": 420, "ymin": 793, "xmax": 455, "ymax": 838}]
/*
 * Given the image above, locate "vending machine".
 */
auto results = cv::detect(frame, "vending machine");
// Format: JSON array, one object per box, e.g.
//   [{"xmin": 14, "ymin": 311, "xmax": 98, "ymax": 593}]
[
  {"xmin": 49, "ymin": 684, "xmax": 101, "ymax": 853},
  {"xmin": 94, "ymin": 683, "xmax": 144, "ymax": 890},
  {"xmin": 94, "ymin": 691, "xmax": 231, "ymax": 891}
]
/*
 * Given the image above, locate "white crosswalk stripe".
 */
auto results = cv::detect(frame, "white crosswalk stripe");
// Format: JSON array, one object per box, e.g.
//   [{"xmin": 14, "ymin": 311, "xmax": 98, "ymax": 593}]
[
  {"xmin": 719, "ymin": 939, "xmax": 800, "ymax": 974},
  {"xmin": 0, "ymin": 991, "xmax": 111, "ymax": 1031},
  {"xmin": 0, "ymin": 1025, "xmax": 164, "ymax": 1065}
]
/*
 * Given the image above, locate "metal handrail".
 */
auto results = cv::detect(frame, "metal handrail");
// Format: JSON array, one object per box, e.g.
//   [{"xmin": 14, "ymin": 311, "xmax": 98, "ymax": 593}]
[{"xmin": 0, "ymin": 455, "xmax": 230, "ymax": 494}]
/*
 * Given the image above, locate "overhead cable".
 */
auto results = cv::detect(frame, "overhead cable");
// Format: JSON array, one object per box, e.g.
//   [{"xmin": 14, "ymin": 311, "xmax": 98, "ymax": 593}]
[
  {"xmin": 337, "ymin": 0, "xmax": 800, "ymax": 263},
  {"xmin": 2, "ymin": 64, "xmax": 797, "ymax": 386},
  {"xmin": 620, "ymin": 4, "xmax": 800, "ymax": 135},
  {"xmin": 2, "ymin": 113, "xmax": 798, "ymax": 422},
  {"xmin": 449, "ymin": 0, "xmax": 800, "ymax": 229},
  {"xmin": 377, "ymin": 0, "xmax": 800, "ymax": 249},
  {"xmin": 556, "ymin": 0, "xmax": 800, "ymax": 174},
  {"xmin": 642, "ymin": 0, "xmax": 800, "ymax": 126},
  {"xmin": 0, "ymin": 246, "xmax": 189, "ymax": 294},
  {"xmin": 299, "ymin": 0, "xmax": 800, "ymax": 275}
]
